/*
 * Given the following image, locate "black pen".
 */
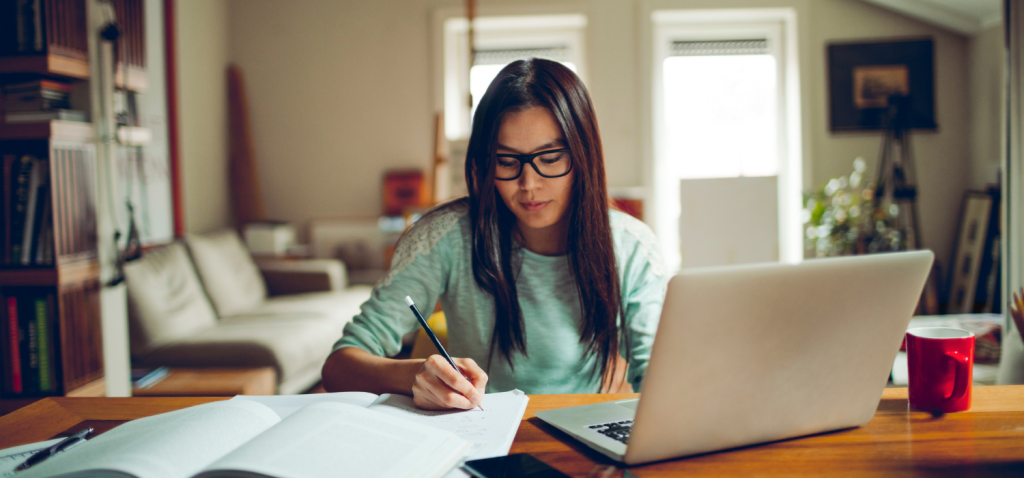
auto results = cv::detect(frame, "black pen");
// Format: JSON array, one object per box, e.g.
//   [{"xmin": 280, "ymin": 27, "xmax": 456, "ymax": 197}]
[
  {"xmin": 15, "ymin": 427, "xmax": 93, "ymax": 471},
  {"xmin": 405, "ymin": 296, "xmax": 483, "ymax": 410}
]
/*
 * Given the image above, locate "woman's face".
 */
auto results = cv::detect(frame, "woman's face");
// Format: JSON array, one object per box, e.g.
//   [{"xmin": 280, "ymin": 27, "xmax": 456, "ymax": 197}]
[{"xmin": 494, "ymin": 106, "xmax": 575, "ymax": 241}]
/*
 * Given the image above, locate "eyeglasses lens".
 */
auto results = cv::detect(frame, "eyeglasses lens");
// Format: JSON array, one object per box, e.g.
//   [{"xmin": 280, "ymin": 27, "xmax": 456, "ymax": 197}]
[{"xmin": 496, "ymin": 150, "xmax": 571, "ymax": 180}]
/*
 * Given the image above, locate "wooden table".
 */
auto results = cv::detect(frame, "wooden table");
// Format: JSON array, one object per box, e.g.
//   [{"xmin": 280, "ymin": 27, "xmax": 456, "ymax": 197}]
[
  {"xmin": 2, "ymin": 386, "xmax": 1023, "ymax": 477},
  {"xmin": 131, "ymin": 367, "xmax": 276, "ymax": 397}
]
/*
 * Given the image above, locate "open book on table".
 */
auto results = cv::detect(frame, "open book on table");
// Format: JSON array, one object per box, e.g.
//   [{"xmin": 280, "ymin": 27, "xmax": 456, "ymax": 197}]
[{"xmin": 17, "ymin": 390, "xmax": 529, "ymax": 478}]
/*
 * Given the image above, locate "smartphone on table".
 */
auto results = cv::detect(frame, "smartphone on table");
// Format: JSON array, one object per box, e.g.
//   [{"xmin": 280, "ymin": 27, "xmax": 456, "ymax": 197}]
[{"xmin": 462, "ymin": 453, "xmax": 570, "ymax": 478}]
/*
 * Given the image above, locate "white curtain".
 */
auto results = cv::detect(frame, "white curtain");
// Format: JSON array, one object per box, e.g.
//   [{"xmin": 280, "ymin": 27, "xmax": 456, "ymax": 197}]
[{"xmin": 999, "ymin": 0, "xmax": 1024, "ymax": 384}]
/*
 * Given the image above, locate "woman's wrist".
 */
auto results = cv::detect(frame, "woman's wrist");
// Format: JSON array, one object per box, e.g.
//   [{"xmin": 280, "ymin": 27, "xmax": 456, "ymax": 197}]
[{"xmin": 322, "ymin": 346, "xmax": 425, "ymax": 395}]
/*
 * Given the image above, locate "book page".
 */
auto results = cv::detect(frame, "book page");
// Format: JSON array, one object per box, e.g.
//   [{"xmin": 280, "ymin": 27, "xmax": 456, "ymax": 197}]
[
  {"xmin": 367, "ymin": 390, "xmax": 529, "ymax": 460},
  {"xmin": 17, "ymin": 401, "xmax": 280, "ymax": 478},
  {"xmin": 229, "ymin": 391, "xmax": 380, "ymax": 419},
  {"xmin": 197, "ymin": 402, "xmax": 469, "ymax": 478},
  {"xmin": 0, "ymin": 438, "xmax": 62, "ymax": 477}
]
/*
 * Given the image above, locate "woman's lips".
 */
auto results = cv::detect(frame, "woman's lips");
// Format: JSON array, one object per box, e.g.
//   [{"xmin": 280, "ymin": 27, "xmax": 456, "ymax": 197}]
[{"xmin": 520, "ymin": 200, "xmax": 550, "ymax": 212}]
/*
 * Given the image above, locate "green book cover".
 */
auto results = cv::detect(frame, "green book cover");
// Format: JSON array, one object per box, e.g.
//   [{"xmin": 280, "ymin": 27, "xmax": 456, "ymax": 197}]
[{"xmin": 35, "ymin": 296, "xmax": 52, "ymax": 392}]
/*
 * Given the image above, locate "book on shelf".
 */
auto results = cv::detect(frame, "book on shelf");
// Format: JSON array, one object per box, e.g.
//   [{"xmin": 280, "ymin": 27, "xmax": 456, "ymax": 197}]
[
  {"xmin": 1, "ymin": 155, "xmax": 10, "ymax": 267},
  {"xmin": 5, "ymin": 109, "xmax": 88, "ymax": 123},
  {"xmin": 2, "ymin": 154, "xmax": 53, "ymax": 267},
  {"xmin": 0, "ymin": 288, "xmax": 58, "ymax": 396},
  {"xmin": 1, "ymin": 80, "xmax": 74, "ymax": 95},
  {"xmin": 6, "ymin": 155, "xmax": 35, "ymax": 264},
  {"xmin": 36, "ymin": 295, "xmax": 54, "ymax": 391},
  {"xmin": 12, "ymin": 0, "xmax": 45, "ymax": 53},
  {"xmin": 3, "ymin": 94, "xmax": 71, "ymax": 112},
  {"xmin": 3, "ymin": 296, "xmax": 22, "ymax": 394},
  {"xmin": 19, "ymin": 159, "xmax": 46, "ymax": 265},
  {"xmin": 2, "ymin": 79, "xmax": 74, "ymax": 113}
]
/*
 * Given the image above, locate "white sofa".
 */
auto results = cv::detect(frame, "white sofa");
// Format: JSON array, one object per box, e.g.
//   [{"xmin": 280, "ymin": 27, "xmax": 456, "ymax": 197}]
[{"xmin": 124, "ymin": 230, "xmax": 372, "ymax": 394}]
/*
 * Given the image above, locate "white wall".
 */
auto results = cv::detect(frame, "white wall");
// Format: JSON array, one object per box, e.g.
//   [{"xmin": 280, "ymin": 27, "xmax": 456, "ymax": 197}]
[
  {"xmin": 208, "ymin": 0, "xmax": 991, "ymax": 269},
  {"xmin": 227, "ymin": 0, "xmax": 437, "ymax": 227},
  {"xmin": 176, "ymin": 0, "xmax": 232, "ymax": 233},
  {"xmin": 970, "ymin": 24, "xmax": 1004, "ymax": 190}
]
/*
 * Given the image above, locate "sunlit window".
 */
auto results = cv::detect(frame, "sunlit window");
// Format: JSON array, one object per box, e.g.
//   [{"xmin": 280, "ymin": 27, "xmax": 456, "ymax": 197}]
[
  {"xmin": 470, "ymin": 48, "xmax": 577, "ymax": 119},
  {"xmin": 663, "ymin": 41, "xmax": 777, "ymax": 179}
]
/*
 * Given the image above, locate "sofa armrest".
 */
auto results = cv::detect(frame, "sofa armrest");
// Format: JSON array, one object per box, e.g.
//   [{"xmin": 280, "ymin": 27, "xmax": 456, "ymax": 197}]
[{"xmin": 258, "ymin": 259, "xmax": 348, "ymax": 296}]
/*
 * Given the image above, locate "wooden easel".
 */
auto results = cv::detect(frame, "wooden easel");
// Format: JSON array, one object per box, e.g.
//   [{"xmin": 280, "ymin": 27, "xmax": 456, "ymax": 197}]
[
  {"xmin": 874, "ymin": 96, "xmax": 941, "ymax": 314},
  {"xmin": 873, "ymin": 95, "xmax": 921, "ymax": 250}
]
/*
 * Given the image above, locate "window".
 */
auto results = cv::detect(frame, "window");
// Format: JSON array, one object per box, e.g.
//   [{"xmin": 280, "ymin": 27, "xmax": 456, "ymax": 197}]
[
  {"xmin": 663, "ymin": 39, "xmax": 777, "ymax": 179},
  {"xmin": 440, "ymin": 14, "xmax": 587, "ymax": 140},
  {"xmin": 470, "ymin": 46, "xmax": 577, "ymax": 118},
  {"xmin": 651, "ymin": 10, "xmax": 804, "ymax": 272}
]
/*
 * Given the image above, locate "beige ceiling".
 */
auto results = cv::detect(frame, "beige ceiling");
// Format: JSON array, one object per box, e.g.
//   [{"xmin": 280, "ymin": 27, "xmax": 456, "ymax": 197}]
[{"xmin": 861, "ymin": 0, "xmax": 1001, "ymax": 35}]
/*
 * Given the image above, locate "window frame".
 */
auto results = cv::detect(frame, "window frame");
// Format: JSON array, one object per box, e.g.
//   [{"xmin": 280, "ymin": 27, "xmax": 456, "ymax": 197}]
[
  {"xmin": 649, "ymin": 9, "xmax": 804, "ymax": 272},
  {"xmin": 434, "ymin": 10, "xmax": 588, "ymax": 140}
]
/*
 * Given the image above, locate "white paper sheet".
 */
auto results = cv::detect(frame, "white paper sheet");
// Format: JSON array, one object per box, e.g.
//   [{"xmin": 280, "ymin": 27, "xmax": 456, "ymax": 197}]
[
  {"xmin": 0, "ymin": 439, "xmax": 62, "ymax": 476},
  {"xmin": 368, "ymin": 390, "xmax": 530, "ymax": 460},
  {"xmin": 229, "ymin": 391, "xmax": 381, "ymax": 419},
  {"xmin": 198, "ymin": 402, "xmax": 469, "ymax": 478},
  {"xmin": 16, "ymin": 401, "xmax": 281, "ymax": 478}
]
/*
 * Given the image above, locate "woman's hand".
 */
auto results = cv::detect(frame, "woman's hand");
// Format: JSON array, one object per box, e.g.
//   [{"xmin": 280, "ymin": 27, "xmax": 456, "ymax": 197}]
[{"xmin": 412, "ymin": 355, "xmax": 488, "ymax": 410}]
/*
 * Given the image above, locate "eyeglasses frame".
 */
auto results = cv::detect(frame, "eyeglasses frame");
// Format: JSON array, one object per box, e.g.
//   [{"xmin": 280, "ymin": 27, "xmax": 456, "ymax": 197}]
[{"xmin": 493, "ymin": 148, "xmax": 573, "ymax": 181}]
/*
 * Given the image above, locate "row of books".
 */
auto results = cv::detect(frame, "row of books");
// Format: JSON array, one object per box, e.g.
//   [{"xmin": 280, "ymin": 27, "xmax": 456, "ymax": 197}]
[
  {"xmin": 2, "ymin": 80, "xmax": 87, "ymax": 124},
  {"xmin": 3, "ymin": 154, "xmax": 55, "ymax": 266},
  {"xmin": 0, "ymin": 288, "xmax": 59, "ymax": 396}
]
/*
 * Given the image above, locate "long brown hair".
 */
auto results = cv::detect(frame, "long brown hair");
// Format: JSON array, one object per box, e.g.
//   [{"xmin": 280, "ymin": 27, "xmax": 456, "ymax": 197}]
[{"xmin": 465, "ymin": 58, "xmax": 626, "ymax": 390}]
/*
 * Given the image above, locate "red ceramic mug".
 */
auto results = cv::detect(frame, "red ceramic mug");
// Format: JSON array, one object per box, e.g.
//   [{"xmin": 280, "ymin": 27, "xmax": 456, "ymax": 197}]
[{"xmin": 906, "ymin": 327, "xmax": 974, "ymax": 413}]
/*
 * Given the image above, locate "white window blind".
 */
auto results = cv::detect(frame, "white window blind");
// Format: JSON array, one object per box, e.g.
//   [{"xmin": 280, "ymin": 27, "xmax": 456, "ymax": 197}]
[
  {"xmin": 669, "ymin": 39, "xmax": 768, "ymax": 57},
  {"xmin": 473, "ymin": 47, "xmax": 571, "ymax": 66}
]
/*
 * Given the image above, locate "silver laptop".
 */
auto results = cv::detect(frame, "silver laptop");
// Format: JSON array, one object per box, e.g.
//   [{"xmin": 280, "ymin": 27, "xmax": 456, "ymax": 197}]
[{"xmin": 535, "ymin": 251, "xmax": 934, "ymax": 465}]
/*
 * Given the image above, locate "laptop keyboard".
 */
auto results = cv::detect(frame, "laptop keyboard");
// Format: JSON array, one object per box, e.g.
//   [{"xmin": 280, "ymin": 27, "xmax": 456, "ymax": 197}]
[{"xmin": 589, "ymin": 420, "xmax": 633, "ymax": 444}]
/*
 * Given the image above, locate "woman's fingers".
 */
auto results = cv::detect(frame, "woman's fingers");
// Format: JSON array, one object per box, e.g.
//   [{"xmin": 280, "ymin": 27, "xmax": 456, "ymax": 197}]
[
  {"xmin": 427, "ymin": 355, "xmax": 484, "ymax": 406},
  {"xmin": 413, "ymin": 372, "xmax": 475, "ymax": 409},
  {"xmin": 412, "ymin": 355, "xmax": 484, "ymax": 409},
  {"xmin": 455, "ymin": 357, "xmax": 488, "ymax": 394}
]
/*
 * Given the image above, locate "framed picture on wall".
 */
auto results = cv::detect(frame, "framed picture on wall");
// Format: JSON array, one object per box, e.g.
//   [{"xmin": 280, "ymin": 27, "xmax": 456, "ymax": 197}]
[
  {"xmin": 947, "ymin": 191, "xmax": 995, "ymax": 314},
  {"xmin": 827, "ymin": 38, "xmax": 937, "ymax": 131}
]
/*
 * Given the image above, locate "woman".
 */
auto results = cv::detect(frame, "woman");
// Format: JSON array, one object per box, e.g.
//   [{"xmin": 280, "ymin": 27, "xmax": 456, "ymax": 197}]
[{"xmin": 322, "ymin": 58, "xmax": 666, "ymax": 410}]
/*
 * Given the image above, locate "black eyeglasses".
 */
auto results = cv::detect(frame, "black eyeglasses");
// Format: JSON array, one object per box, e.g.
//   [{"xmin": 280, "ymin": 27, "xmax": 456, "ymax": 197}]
[{"xmin": 494, "ymin": 148, "xmax": 573, "ymax": 181}]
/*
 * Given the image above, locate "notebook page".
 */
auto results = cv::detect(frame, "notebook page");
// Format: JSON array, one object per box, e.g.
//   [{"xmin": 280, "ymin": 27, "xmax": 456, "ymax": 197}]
[
  {"xmin": 367, "ymin": 390, "xmax": 529, "ymax": 459},
  {"xmin": 16, "ymin": 401, "xmax": 280, "ymax": 478},
  {"xmin": 229, "ymin": 391, "xmax": 380, "ymax": 419},
  {"xmin": 197, "ymin": 402, "xmax": 469, "ymax": 478},
  {"xmin": 0, "ymin": 439, "xmax": 62, "ymax": 477}
]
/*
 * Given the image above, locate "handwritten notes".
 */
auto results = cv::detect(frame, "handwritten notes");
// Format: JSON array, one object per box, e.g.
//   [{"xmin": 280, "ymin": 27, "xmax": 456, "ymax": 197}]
[{"xmin": 369, "ymin": 390, "xmax": 529, "ymax": 459}]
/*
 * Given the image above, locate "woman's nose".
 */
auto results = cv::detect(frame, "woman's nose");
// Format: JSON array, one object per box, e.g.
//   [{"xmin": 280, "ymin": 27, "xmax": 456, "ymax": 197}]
[{"xmin": 518, "ymin": 164, "xmax": 541, "ymax": 189}]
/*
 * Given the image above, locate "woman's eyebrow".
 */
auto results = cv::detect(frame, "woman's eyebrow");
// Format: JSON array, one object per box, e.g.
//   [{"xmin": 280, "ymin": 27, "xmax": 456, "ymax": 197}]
[{"xmin": 495, "ymin": 139, "xmax": 567, "ymax": 154}]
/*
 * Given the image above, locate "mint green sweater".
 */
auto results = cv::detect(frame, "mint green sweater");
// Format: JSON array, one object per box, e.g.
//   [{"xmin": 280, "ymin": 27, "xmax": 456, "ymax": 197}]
[{"xmin": 333, "ymin": 199, "xmax": 667, "ymax": 394}]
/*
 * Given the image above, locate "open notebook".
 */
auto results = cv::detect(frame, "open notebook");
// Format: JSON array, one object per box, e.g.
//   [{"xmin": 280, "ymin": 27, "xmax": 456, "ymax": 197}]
[{"xmin": 16, "ymin": 390, "xmax": 529, "ymax": 478}]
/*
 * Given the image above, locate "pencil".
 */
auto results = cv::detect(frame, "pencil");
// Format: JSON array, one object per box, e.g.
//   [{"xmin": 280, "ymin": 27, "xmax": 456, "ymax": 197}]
[{"xmin": 405, "ymin": 296, "xmax": 483, "ymax": 410}]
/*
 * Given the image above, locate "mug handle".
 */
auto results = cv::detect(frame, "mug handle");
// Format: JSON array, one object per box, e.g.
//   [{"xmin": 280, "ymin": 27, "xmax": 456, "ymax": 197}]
[{"xmin": 943, "ymin": 351, "xmax": 971, "ymax": 402}]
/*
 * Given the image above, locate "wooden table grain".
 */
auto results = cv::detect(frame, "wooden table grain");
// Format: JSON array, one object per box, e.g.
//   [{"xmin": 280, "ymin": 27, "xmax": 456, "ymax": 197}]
[
  {"xmin": 2, "ymin": 386, "xmax": 1023, "ymax": 477},
  {"xmin": 131, "ymin": 367, "xmax": 276, "ymax": 397}
]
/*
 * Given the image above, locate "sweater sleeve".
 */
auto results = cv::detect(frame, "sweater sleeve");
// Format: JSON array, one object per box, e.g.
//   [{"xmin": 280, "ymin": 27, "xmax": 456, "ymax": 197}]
[
  {"xmin": 332, "ymin": 206, "xmax": 463, "ymax": 357},
  {"xmin": 615, "ymin": 214, "xmax": 669, "ymax": 392}
]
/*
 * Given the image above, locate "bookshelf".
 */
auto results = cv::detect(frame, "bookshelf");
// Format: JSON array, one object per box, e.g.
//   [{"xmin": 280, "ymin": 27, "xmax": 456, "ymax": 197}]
[
  {"xmin": 0, "ymin": 0, "xmax": 147, "ymax": 410},
  {"xmin": 0, "ymin": 132, "xmax": 104, "ymax": 407}
]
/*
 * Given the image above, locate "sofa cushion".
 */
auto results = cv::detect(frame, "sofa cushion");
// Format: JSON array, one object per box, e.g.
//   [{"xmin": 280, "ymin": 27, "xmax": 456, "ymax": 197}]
[
  {"xmin": 186, "ymin": 230, "xmax": 267, "ymax": 316},
  {"xmin": 222, "ymin": 287, "xmax": 372, "ymax": 330},
  {"xmin": 124, "ymin": 242, "xmax": 218, "ymax": 357},
  {"xmin": 135, "ymin": 314, "xmax": 340, "ymax": 385}
]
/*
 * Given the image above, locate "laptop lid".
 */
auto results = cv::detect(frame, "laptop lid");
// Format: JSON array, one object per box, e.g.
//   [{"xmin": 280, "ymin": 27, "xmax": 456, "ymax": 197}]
[{"xmin": 624, "ymin": 251, "xmax": 933, "ymax": 465}]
